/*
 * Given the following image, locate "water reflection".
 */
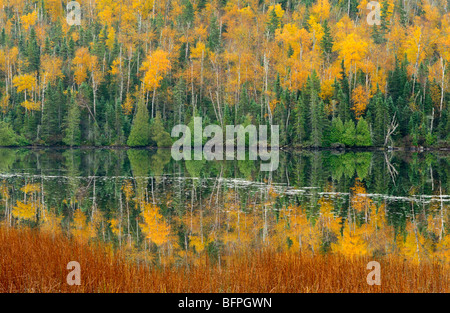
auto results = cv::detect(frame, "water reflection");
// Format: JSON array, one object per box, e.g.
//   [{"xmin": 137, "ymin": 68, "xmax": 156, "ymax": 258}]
[{"xmin": 0, "ymin": 148, "xmax": 449, "ymax": 266}]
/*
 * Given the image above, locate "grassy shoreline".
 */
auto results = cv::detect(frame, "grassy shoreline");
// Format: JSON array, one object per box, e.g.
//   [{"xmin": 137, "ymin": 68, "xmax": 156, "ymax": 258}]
[{"xmin": 1, "ymin": 226, "xmax": 449, "ymax": 293}]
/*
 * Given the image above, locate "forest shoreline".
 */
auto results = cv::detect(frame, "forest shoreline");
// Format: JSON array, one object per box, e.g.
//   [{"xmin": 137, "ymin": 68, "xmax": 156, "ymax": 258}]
[{"xmin": 0, "ymin": 145, "xmax": 449, "ymax": 152}]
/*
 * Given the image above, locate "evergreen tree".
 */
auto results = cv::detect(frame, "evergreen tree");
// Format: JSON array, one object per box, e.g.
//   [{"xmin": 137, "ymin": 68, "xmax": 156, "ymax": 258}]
[
  {"xmin": 150, "ymin": 112, "xmax": 173, "ymax": 147},
  {"xmin": 341, "ymin": 120, "xmax": 356, "ymax": 147},
  {"xmin": 207, "ymin": 16, "xmax": 221, "ymax": 51},
  {"xmin": 330, "ymin": 117, "xmax": 344, "ymax": 144},
  {"xmin": 320, "ymin": 20, "xmax": 333, "ymax": 61},
  {"xmin": 355, "ymin": 118, "xmax": 372, "ymax": 146},
  {"xmin": 127, "ymin": 100, "xmax": 151, "ymax": 147},
  {"xmin": 63, "ymin": 96, "xmax": 82, "ymax": 146}
]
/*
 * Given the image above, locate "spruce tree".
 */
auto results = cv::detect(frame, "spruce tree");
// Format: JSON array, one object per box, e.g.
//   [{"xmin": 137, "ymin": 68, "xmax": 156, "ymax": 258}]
[
  {"xmin": 150, "ymin": 112, "xmax": 173, "ymax": 147},
  {"xmin": 63, "ymin": 96, "xmax": 82, "ymax": 146},
  {"xmin": 127, "ymin": 100, "xmax": 151, "ymax": 147},
  {"xmin": 356, "ymin": 118, "xmax": 372, "ymax": 146}
]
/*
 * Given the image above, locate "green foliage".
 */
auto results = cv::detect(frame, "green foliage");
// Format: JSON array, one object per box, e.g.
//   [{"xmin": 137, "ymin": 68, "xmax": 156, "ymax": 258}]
[
  {"xmin": 0, "ymin": 121, "xmax": 27, "ymax": 146},
  {"xmin": 150, "ymin": 112, "xmax": 172, "ymax": 147},
  {"xmin": 63, "ymin": 96, "xmax": 81, "ymax": 146},
  {"xmin": 341, "ymin": 120, "xmax": 356, "ymax": 147},
  {"xmin": 127, "ymin": 100, "xmax": 151, "ymax": 147},
  {"xmin": 355, "ymin": 118, "xmax": 372, "ymax": 146}
]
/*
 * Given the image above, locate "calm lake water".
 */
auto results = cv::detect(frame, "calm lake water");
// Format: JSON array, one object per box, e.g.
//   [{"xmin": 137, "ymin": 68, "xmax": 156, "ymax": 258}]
[{"xmin": 0, "ymin": 148, "xmax": 449, "ymax": 265}]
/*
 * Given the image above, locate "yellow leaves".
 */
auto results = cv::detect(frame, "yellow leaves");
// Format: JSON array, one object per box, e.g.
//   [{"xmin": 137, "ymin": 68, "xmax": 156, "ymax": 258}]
[
  {"xmin": 0, "ymin": 181, "xmax": 9, "ymax": 200},
  {"xmin": 21, "ymin": 100, "xmax": 40, "ymax": 111},
  {"xmin": 402, "ymin": 26, "xmax": 426, "ymax": 67},
  {"xmin": 72, "ymin": 47, "xmax": 91, "ymax": 85},
  {"xmin": 351, "ymin": 85, "xmax": 369, "ymax": 119},
  {"xmin": 109, "ymin": 57, "xmax": 121, "ymax": 76},
  {"xmin": 0, "ymin": 94, "xmax": 10, "ymax": 114},
  {"xmin": 21, "ymin": 183, "xmax": 40, "ymax": 194},
  {"xmin": 190, "ymin": 41, "xmax": 207, "ymax": 59},
  {"xmin": 13, "ymin": 73, "xmax": 36, "ymax": 94},
  {"xmin": 333, "ymin": 32, "xmax": 368, "ymax": 71},
  {"xmin": 139, "ymin": 202, "xmax": 171, "ymax": 247},
  {"xmin": 308, "ymin": 15, "xmax": 324, "ymax": 48},
  {"xmin": 40, "ymin": 209, "xmax": 63, "ymax": 234},
  {"xmin": 398, "ymin": 222, "xmax": 430, "ymax": 264},
  {"xmin": 275, "ymin": 24, "xmax": 311, "ymax": 59},
  {"xmin": 320, "ymin": 79, "xmax": 334, "ymax": 102},
  {"xmin": 41, "ymin": 54, "xmax": 64, "ymax": 86},
  {"xmin": 268, "ymin": 4, "xmax": 284, "ymax": 22},
  {"xmin": 12, "ymin": 201, "xmax": 37, "ymax": 222},
  {"xmin": 20, "ymin": 11, "xmax": 37, "ymax": 31},
  {"xmin": 121, "ymin": 180, "xmax": 134, "ymax": 201},
  {"xmin": 106, "ymin": 26, "xmax": 116, "ymax": 50},
  {"xmin": 140, "ymin": 49, "xmax": 171, "ymax": 92},
  {"xmin": 311, "ymin": 0, "xmax": 330, "ymax": 21},
  {"xmin": 72, "ymin": 47, "xmax": 103, "ymax": 86},
  {"xmin": 109, "ymin": 217, "xmax": 121, "ymax": 236},
  {"xmin": 350, "ymin": 178, "xmax": 370, "ymax": 212},
  {"xmin": 434, "ymin": 235, "xmax": 450, "ymax": 263},
  {"xmin": 332, "ymin": 221, "xmax": 371, "ymax": 258},
  {"xmin": 122, "ymin": 94, "xmax": 134, "ymax": 115}
]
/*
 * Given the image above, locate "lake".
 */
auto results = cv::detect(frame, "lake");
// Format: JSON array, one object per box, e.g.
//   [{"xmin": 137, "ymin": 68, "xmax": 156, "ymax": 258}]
[{"xmin": 0, "ymin": 148, "xmax": 449, "ymax": 265}]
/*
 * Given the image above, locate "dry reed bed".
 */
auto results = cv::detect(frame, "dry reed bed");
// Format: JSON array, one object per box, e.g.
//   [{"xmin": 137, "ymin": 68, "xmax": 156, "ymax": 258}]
[{"xmin": 0, "ymin": 227, "xmax": 449, "ymax": 292}]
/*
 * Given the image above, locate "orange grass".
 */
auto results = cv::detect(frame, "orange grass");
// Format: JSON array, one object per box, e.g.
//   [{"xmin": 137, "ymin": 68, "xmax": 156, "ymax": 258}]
[{"xmin": 1, "ymin": 226, "xmax": 449, "ymax": 293}]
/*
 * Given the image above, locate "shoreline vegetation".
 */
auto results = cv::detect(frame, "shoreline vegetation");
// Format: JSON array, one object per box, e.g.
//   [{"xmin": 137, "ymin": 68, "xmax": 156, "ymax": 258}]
[
  {"xmin": 1, "ymin": 226, "xmax": 449, "ymax": 293},
  {"xmin": 0, "ymin": 144, "xmax": 449, "ymax": 151}
]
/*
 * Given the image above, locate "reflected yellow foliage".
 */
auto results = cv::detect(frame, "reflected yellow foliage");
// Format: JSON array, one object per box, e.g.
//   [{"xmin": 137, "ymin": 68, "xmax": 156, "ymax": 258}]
[
  {"xmin": 139, "ymin": 202, "xmax": 171, "ymax": 247},
  {"xmin": 12, "ymin": 201, "xmax": 38, "ymax": 222}
]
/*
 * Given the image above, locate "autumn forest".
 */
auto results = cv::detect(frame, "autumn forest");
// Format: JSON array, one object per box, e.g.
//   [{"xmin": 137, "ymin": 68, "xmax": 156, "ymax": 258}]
[{"xmin": 0, "ymin": 0, "xmax": 448, "ymax": 148}]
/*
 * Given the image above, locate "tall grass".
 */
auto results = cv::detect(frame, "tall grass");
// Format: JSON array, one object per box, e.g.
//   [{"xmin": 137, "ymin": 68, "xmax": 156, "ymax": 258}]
[{"xmin": 0, "ymin": 226, "xmax": 449, "ymax": 292}]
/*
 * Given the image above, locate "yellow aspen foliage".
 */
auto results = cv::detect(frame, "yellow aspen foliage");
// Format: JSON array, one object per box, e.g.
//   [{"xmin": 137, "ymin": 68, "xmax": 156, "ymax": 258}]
[
  {"xmin": 40, "ymin": 209, "xmax": 63, "ymax": 234},
  {"xmin": 140, "ymin": 49, "xmax": 171, "ymax": 92},
  {"xmin": 267, "ymin": 4, "xmax": 284, "ymax": 26},
  {"xmin": 20, "ymin": 11, "xmax": 37, "ymax": 31},
  {"xmin": 316, "ymin": 197, "xmax": 342, "ymax": 236},
  {"xmin": 398, "ymin": 222, "xmax": 431, "ymax": 264},
  {"xmin": 190, "ymin": 41, "xmax": 207, "ymax": 59},
  {"xmin": 434, "ymin": 235, "xmax": 450, "ymax": 264},
  {"xmin": 106, "ymin": 26, "xmax": 115, "ymax": 50},
  {"xmin": 0, "ymin": 94, "xmax": 10, "ymax": 114},
  {"xmin": 311, "ymin": 0, "xmax": 330, "ymax": 20},
  {"xmin": 308, "ymin": 15, "xmax": 325, "ymax": 48},
  {"xmin": 351, "ymin": 85, "xmax": 369, "ymax": 119},
  {"xmin": 41, "ymin": 55, "xmax": 64, "ymax": 85},
  {"xmin": 13, "ymin": 73, "xmax": 36, "ymax": 94},
  {"xmin": 21, "ymin": 100, "xmax": 40, "ymax": 111},
  {"xmin": 72, "ymin": 47, "xmax": 91, "ymax": 85},
  {"xmin": 0, "ymin": 181, "xmax": 9, "ymax": 200},
  {"xmin": 12, "ymin": 201, "xmax": 37, "ymax": 222},
  {"xmin": 332, "ymin": 221, "xmax": 370, "ymax": 258},
  {"xmin": 122, "ymin": 180, "xmax": 134, "ymax": 201},
  {"xmin": 44, "ymin": 0, "xmax": 63, "ymax": 22},
  {"xmin": 122, "ymin": 94, "xmax": 134, "ymax": 115},
  {"xmin": 109, "ymin": 217, "xmax": 121, "ymax": 236},
  {"xmin": 287, "ymin": 205, "xmax": 320, "ymax": 253},
  {"xmin": 72, "ymin": 209, "xmax": 90, "ymax": 242},
  {"xmin": 139, "ymin": 202, "xmax": 171, "ymax": 246},
  {"xmin": 350, "ymin": 178, "xmax": 371, "ymax": 212},
  {"xmin": 21, "ymin": 183, "xmax": 40, "ymax": 194},
  {"xmin": 333, "ymin": 32, "xmax": 368, "ymax": 71}
]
